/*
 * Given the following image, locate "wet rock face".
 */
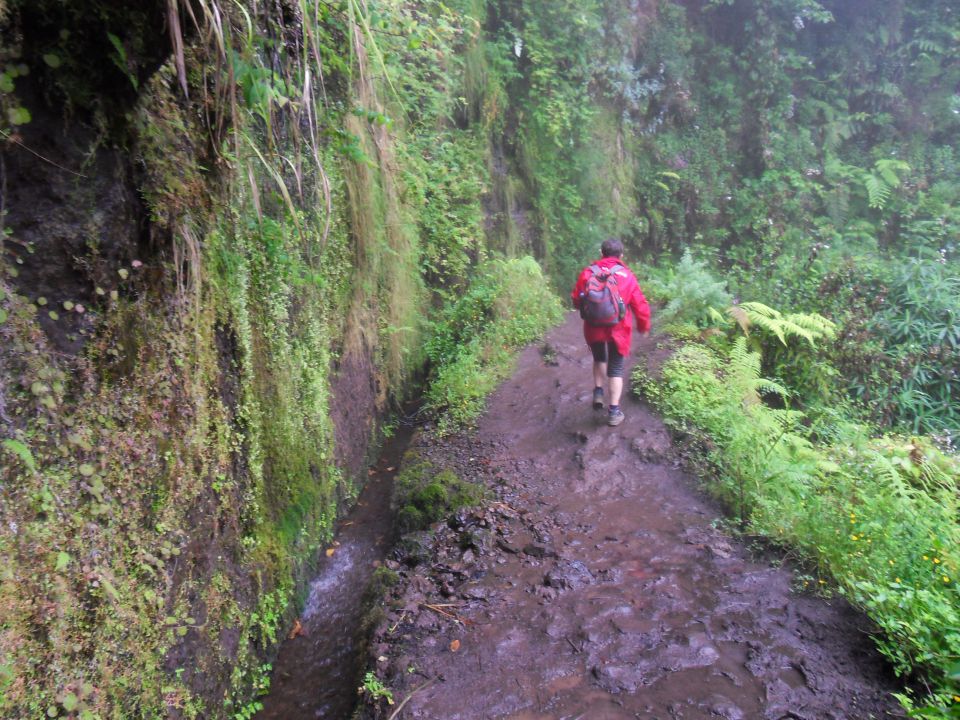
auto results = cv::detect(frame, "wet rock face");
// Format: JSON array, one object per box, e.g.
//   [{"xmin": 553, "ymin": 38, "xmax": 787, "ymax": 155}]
[
  {"xmin": 3, "ymin": 121, "xmax": 147, "ymax": 354},
  {"xmin": 2, "ymin": 1, "xmax": 175, "ymax": 354},
  {"xmin": 357, "ymin": 316, "xmax": 902, "ymax": 720},
  {"xmin": 330, "ymin": 350, "xmax": 380, "ymax": 485}
]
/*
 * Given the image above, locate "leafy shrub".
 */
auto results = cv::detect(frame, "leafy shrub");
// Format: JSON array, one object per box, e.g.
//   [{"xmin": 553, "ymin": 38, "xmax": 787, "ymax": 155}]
[
  {"xmin": 634, "ymin": 335, "xmax": 960, "ymax": 716},
  {"xmin": 426, "ymin": 256, "xmax": 563, "ymax": 432},
  {"xmin": 654, "ymin": 250, "xmax": 732, "ymax": 330},
  {"xmin": 869, "ymin": 258, "xmax": 960, "ymax": 436}
]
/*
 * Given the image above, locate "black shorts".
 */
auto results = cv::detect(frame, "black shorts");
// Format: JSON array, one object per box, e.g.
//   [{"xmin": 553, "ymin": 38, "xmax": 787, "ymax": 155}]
[{"xmin": 590, "ymin": 341, "xmax": 625, "ymax": 378}]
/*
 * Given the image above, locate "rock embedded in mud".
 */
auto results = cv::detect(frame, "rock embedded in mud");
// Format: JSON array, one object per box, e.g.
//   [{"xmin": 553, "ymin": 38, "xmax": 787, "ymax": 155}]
[
  {"xmin": 544, "ymin": 559, "xmax": 594, "ymax": 590},
  {"xmin": 522, "ymin": 542, "xmax": 557, "ymax": 559},
  {"xmin": 394, "ymin": 532, "xmax": 434, "ymax": 566},
  {"xmin": 496, "ymin": 538, "xmax": 521, "ymax": 554}
]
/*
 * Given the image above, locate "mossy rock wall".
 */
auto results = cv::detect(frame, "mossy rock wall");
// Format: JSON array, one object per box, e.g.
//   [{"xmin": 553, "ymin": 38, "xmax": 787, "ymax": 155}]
[{"xmin": 0, "ymin": 1, "xmax": 463, "ymax": 716}]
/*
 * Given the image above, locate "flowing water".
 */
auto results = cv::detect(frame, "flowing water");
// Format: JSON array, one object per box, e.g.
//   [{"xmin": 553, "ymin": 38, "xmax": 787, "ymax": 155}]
[{"xmin": 255, "ymin": 423, "xmax": 414, "ymax": 720}]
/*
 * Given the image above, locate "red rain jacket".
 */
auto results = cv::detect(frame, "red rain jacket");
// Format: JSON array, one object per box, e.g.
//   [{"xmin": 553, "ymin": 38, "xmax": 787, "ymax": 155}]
[{"xmin": 571, "ymin": 256, "xmax": 651, "ymax": 357}]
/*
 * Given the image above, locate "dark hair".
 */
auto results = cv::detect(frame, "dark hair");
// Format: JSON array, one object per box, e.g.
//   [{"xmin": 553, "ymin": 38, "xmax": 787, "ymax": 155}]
[{"xmin": 600, "ymin": 238, "xmax": 624, "ymax": 258}]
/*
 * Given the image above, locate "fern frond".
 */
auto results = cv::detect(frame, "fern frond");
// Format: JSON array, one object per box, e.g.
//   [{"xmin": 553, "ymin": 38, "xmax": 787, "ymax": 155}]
[
  {"xmin": 727, "ymin": 305, "xmax": 751, "ymax": 335},
  {"xmin": 754, "ymin": 378, "xmax": 790, "ymax": 399},
  {"xmin": 707, "ymin": 306, "xmax": 727, "ymax": 326},
  {"xmin": 865, "ymin": 174, "xmax": 890, "ymax": 209},
  {"xmin": 737, "ymin": 303, "xmax": 788, "ymax": 344},
  {"xmin": 869, "ymin": 453, "xmax": 909, "ymax": 497},
  {"xmin": 736, "ymin": 301, "xmax": 780, "ymax": 318},
  {"xmin": 728, "ymin": 303, "xmax": 835, "ymax": 347},
  {"xmin": 728, "ymin": 337, "xmax": 759, "ymax": 375},
  {"xmin": 783, "ymin": 312, "xmax": 837, "ymax": 339},
  {"xmin": 726, "ymin": 337, "xmax": 765, "ymax": 406}
]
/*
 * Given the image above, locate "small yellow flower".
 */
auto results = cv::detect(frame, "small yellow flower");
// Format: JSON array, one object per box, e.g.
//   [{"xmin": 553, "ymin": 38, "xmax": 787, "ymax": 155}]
[
  {"xmin": 943, "ymin": 576, "xmax": 950, "ymax": 583},
  {"xmin": 819, "ymin": 579, "xmax": 826, "ymax": 585},
  {"xmin": 850, "ymin": 534, "xmax": 858, "ymax": 541},
  {"xmin": 933, "ymin": 558, "xmax": 941, "ymax": 564},
  {"xmin": 923, "ymin": 555, "xmax": 929, "ymax": 560},
  {"xmin": 888, "ymin": 560, "xmax": 894, "ymax": 565},
  {"xmin": 894, "ymin": 578, "xmax": 901, "ymax": 583}
]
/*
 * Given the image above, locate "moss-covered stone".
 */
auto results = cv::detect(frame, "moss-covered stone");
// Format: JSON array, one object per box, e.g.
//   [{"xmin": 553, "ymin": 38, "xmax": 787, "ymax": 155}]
[{"xmin": 393, "ymin": 451, "xmax": 485, "ymax": 535}]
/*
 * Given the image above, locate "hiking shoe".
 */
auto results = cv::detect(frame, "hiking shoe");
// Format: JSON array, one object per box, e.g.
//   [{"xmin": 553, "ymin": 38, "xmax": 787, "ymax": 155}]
[
  {"xmin": 592, "ymin": 387, "xmax": 604, "ymax": 410},
  {"xmin": 607, "ymin": 408, "xmax": 625, "ymax": 426}
]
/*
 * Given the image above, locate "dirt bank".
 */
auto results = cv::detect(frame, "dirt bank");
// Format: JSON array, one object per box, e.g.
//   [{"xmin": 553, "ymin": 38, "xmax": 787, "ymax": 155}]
[{"xmin": 358, "ymin": 313, "xmax": 903, "ymax": 720}]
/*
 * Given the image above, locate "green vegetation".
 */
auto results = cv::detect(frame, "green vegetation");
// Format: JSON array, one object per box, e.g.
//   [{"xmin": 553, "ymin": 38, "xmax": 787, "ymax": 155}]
[
  {"xmin": 633, "ymin": 257, "xmax": 959, "ymax": 716},
  {"xmin": 0, "ymin": 0, "xmax": 555, "ymax": 717},
  {"xmin": 2, "ymin": 0, "xmax": 959, "ymax": 716},
  {"xmin": 394, "ymin": 451, "xmax": 485, "ymax": 534},
  {"xmin": 359, "ymin": 671, "xmax": 394, "ymax": 707},
  {"xmin": 426, "ymin": 257, "xmax": 564, "ymax": 432}
]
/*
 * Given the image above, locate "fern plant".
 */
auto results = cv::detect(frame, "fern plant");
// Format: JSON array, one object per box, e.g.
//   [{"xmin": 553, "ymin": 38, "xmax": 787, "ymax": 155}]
[
  {"xmin": 657, "ymin": 250, "xmax": 733, "ymax": 328},
  {"xmin": 722, "ymin": 301, "xmax": 837, "ymax": 347}
]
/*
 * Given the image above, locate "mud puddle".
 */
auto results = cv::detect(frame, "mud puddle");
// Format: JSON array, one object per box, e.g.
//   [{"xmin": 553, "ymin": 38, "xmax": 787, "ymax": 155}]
[
  {"xmin": 358, "ymin": 314, "xmax": 904, "ymax": 719},
  {"xmin": 255, "ymin": 420, "xmax": 416, "ymax": 720}
]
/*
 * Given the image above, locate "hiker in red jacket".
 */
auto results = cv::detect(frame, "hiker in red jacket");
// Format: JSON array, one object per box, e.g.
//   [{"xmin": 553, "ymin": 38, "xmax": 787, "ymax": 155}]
[{"xmin": 571, "ymin": 238, "xmax": 651, "ymax": 426}]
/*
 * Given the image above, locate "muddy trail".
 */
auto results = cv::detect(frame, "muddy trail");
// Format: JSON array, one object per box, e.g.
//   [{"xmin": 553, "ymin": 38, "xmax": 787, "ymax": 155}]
[{"xmin": 358, "ymin": 313, "xmax": 903, "ymax": 720}]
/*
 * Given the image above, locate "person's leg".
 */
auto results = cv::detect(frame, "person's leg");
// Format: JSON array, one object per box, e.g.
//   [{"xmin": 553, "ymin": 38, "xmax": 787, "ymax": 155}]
[
  {"xmin": 606, "ymin": 341, "xmax": 625, "ymax": 425},
  {"xmin": 609, "ymin": 376, "xmax": 623, "ymax": 406},
  {"xmin": 593, "ymin": 360, "xmax": 607, "ymax": 389},
  {"xmin": 589, "ymin": 342, "xmax": 607, "ymax": 409}
]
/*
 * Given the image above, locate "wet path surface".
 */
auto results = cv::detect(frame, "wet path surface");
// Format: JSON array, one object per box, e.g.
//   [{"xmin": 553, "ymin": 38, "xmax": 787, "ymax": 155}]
[
  {"xmin": 362, "ymin": 314, "xmax": 903, "ymax": 719},
  {"xmin": 256, "ymin": 425, "xmax": 413, "ymax": 720}
]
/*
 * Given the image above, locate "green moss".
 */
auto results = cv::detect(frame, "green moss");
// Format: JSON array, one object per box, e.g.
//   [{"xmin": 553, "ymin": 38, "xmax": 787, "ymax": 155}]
[
  {"xmin": 397, "ymin": 505, "xmax": 424, "ymax": 532},
  {"xmin": 0, "ymin": 1, "xmax": 558, "ymax": 717},
  {"xmin": 394, "ymin": 454, "xmax": 485, "ymax": 534},
  {"xmin": 413, "ymin": 481, "xmax": 449, "ymax": 511}
]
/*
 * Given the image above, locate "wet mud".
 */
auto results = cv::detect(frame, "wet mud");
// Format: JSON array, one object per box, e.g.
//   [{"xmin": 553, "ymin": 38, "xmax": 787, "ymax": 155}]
[{"xmin": 360, "ymin": 313, "xmax": 903, "ymax": 720}]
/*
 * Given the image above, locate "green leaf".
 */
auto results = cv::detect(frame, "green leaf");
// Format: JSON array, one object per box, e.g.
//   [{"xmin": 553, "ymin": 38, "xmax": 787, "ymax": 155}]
[
  {"xmin": 0, "ymin": 73, "xmax": 14, "ymax": 93},
  {"xmin": 2, "ymin": 438, "xmax": 36, "ymax": 471},
  {"xmin": 0, "ymin": 308, "xmax": 7, "ymax": 324},
  {"xmin": 55, "ymin": 551, "xmax": 71, "ymax": 572},
  {"xmin": 878, "ymin": 167, "xmax": 900, "ymax": 187},
  {"xmin": 42, "ymin": 54, "xmax": 62, "ymax": 69},
  {"xmin": 90, "ymin": 477, "xmax": 106, "ymax": 499},
  {"xmin": 8, "ymin": 106, "xmax": 31, "ymax": 125},
  {"xmin": 79, "ymin": 463, "xmax": 95, "ymax": 477},
  {"xmin": 62, "ymin": 693, "xmax": 78, "ymax": 712}
]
